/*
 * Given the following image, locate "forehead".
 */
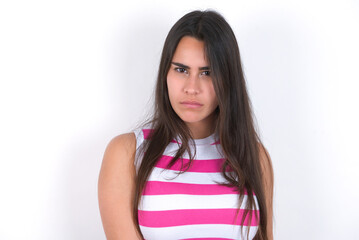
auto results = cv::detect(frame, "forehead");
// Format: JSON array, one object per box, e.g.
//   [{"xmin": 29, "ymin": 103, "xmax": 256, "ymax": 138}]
[{"xmin": 172, "ymin": 36, "xmax": 208, "ymax": 66}]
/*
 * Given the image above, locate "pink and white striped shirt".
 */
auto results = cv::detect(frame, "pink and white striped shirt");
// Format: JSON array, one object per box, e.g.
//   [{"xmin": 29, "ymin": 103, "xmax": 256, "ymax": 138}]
[{"xmin": 133, "ymin": 128, "xmax": 259, "ymax": 240}]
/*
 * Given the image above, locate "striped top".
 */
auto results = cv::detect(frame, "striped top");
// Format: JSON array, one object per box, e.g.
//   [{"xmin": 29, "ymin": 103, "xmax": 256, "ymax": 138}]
[{"xmin": 133, "ymin": 128, "xmax": 259, "ymax": 240}]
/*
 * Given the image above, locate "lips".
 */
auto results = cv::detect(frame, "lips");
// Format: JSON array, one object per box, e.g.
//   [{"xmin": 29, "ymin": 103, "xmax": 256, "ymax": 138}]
[
  {"xmin": 180, "ymin": 101, "xmax": 203, "ymax": 106},
  {"xmin": 180, "ymin": 101, "xmax": 203, "ymax": 109}
]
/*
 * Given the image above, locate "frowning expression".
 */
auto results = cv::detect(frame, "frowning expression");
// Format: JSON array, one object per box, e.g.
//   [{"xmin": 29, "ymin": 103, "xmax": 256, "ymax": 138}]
[{"xmin": 167, "ymin": 36, "xmax": 218, "ymax": 129}]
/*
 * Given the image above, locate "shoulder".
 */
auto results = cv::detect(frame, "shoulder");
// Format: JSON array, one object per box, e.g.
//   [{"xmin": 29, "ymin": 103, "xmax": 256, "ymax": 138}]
[
  {"xmin": 256, "ymin": 142, "xmax": 274, "ymax": 202},
  {"xmin": 257, "ymin": 142, "xmax": 273, "ymax": 179},
  {"xmin": 102, "ymin": 132, "xmax": 137, "ymax": 167},
  {"xmin": 98, "ymin": 133, "xmax": 137, "ymax": 197},
  {"xmin": 107, "ymin": 132, "xmax": 136, "ymax": 151}
]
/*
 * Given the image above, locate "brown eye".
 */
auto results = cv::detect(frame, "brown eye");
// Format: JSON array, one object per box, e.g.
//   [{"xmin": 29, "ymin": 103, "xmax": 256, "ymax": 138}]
[
  {"xmin": 175, "ymin": 67, "xmax": 187, "ymax": 73},
  {"xmin": 202, "ymin": 71, "xmax": 211, "ymax": 76}
]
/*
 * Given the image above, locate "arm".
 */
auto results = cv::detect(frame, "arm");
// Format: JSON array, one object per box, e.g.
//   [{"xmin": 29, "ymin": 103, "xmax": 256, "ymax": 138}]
[
  {"xmin": 258, "ymin": 143, "xmax": 274, "ymax": 240},
  {"xmin": 98, "ymin": 133, "xmax": 143, "ymax": 240}
]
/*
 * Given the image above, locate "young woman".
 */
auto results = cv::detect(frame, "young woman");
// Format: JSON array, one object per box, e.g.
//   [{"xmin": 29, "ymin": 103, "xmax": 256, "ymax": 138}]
[{"xmin": 98, "ymin": 10, "xmax": 274, "ymax": 240}]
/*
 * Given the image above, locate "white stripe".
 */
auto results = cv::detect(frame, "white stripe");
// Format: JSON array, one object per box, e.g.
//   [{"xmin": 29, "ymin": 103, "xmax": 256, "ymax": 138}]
[
  {"xmin": 164, "ymin": 142, "xmax": 225, "ymax": 159},
  {"xmin": 140, "ymin": 224, "xmax": 258, "ymax": 240},
  {"xmin": 148, "ymin": 167, "xmax": 238, "ymax": 184},
  {"xmin": 139, "ymin": 194, "xmax": 249, "ymax": 211}
]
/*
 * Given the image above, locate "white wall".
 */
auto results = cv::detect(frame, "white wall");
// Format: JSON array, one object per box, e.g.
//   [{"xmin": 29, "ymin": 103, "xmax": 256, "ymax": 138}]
[{"xmin": 0, "ymin": 0, "xmax": 358, "ymax": 239}]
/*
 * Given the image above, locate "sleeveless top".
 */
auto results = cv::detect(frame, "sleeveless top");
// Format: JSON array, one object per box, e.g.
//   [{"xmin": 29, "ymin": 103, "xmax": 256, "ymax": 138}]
[{"xmin": 133, "ymin": 127, "xmax": 259, "ymax": 240}]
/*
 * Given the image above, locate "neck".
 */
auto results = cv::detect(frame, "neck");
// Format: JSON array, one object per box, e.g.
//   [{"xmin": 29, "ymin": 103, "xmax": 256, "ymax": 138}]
[{"xmin": 186, "ymin": 114, "xmax": 217, "ymax": 139}]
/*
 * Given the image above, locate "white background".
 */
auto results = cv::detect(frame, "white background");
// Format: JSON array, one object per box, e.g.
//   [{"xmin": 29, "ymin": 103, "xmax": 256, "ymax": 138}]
[{"xmin": 0, "ymin": 0, "xmax": 358, "ymax": 239}]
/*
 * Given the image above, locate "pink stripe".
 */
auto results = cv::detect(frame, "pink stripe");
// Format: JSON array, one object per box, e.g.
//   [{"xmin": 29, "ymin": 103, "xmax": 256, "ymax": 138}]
[
  {"xmin": 138, "ymin": 209, "xmax": 260, "ymax": 227},
  {"xmin": 142, "ymin": 181, "xmax": 247, "ymax": 195},
  {"xmin": 142, "ymin": 129, "xmax": 153, "ymax": 139},
  {"xmin": 155, "ymin": 155, "xmax": 232, "ymax": 173}
]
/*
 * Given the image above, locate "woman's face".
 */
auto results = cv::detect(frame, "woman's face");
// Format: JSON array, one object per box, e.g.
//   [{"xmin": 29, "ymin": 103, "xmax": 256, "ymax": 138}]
[{"xmin": 167, "ymin": 36, "xmax": 218, "ymax": 133}]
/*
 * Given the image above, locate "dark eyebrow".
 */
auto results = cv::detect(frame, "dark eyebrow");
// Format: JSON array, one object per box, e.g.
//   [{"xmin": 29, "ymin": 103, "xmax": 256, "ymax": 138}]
[{"xmin": 171, "ymin": 62, "xmax": 210, "ymax": 71}]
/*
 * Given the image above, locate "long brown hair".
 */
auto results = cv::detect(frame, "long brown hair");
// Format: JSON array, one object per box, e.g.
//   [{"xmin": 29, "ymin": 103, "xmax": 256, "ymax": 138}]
[{"xmin": 132, "ymin": 10, "xmax": 270, "ymax": 240}]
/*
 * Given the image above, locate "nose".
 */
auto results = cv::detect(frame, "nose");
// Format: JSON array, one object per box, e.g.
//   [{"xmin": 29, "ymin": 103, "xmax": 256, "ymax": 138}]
[{"xmin": 183, "ymin": 73, "xmax": 200, "ymax": 95}]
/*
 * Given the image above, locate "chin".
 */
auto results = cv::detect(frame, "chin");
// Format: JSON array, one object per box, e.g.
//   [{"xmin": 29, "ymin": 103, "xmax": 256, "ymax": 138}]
[{"xmin": 177, "ymin": 113, "xmax": 207, "ymax": 123}]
